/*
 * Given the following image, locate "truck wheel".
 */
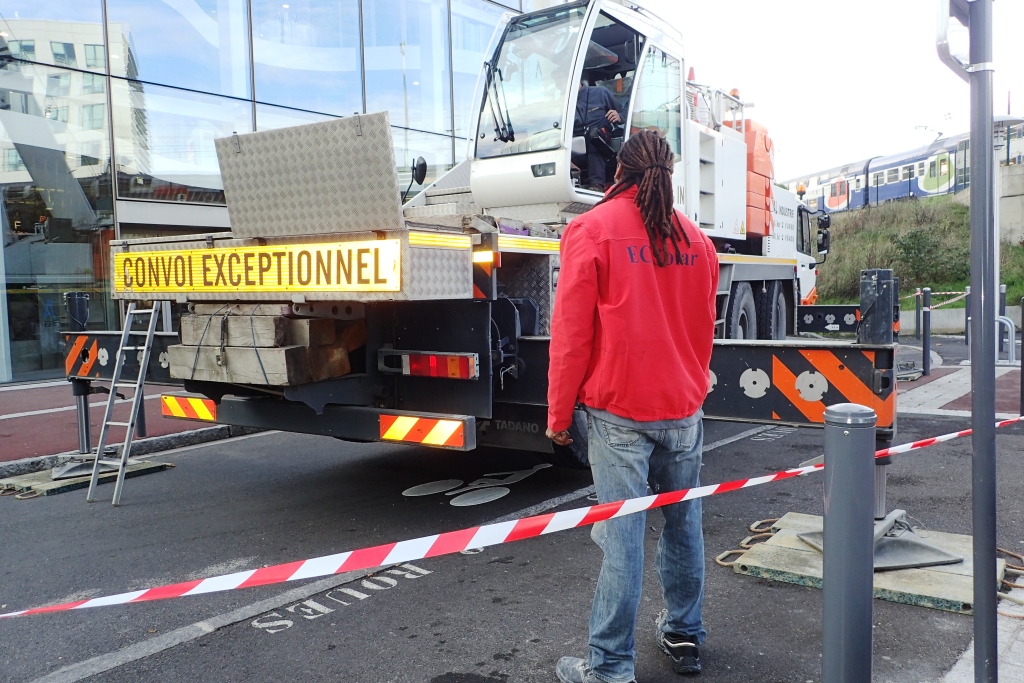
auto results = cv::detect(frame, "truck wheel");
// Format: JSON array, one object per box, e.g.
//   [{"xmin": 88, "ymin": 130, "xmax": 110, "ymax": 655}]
[
  {"xmin": 725, "ymin": 282, "xmax": 757, "ymax": 340},
  {"xmin": 757, "ymin": 281, "xmax": 788, "ymax": 340},
  {"xmin": 541, "ymin": 409, "xmax": 590, "ymax": 469}
]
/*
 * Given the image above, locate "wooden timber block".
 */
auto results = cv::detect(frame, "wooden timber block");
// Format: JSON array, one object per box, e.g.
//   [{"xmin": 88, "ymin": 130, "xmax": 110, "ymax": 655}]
[
  {"xmin": 0, "ymin": 461, "xmax": 170, "ymax": 497},
  {"xmin": 308, "ymin": 344, "xmax": 351, "ymax": 382},
  {"xmin": 180, "ymin": 314, "xmax": 335, "ymax": 348},
  {"xmin": 190, "ymin": 303, "xmax": 294, "ymax": 316},
  {"xmin": 169, "ymin": 344, "xmax": 311, "ymax": 385},
  {"xmin": 730, "ymin": 512, "xmax": 1004, "ymax": 614},
  {"xmin": 291, "ymin": 318, "xmax": 336, "ymax": 347},
  {"xmin": 337, "ymin": 319, "xmax": 367, "ymax": 351}
]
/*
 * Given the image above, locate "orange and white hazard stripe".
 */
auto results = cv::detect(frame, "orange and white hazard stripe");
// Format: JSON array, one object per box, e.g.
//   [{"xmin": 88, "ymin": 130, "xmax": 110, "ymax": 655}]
[
  {"xmin": 379, "ymin": 414, "xmax": 466, "ymax": 449},
  {"xmin": 161, "ymin": 394, "xmax": 217, "ymax": 422}
]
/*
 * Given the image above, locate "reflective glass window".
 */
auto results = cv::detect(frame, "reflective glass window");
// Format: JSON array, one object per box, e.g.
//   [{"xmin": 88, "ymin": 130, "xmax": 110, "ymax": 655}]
[
  {"xmin": 84, "ymin": 43, "xmax": 105, "ymax": 69},
  {"xmin": 631, "ymin": 46, "xmax": 681, "ymax": 161},
  {"xmin": 50, "ymin": 41, "xmax": 76, "ymax": 67},
  {"xmin": 111, "ymin": 79, "xmax": 255, "ymax": 205},
  {"xmin": 0, "ymin": 60, "xmax": 116, "ymax": 381},
  {"xmin": 0, "ymin": 2, "xmax": 105, "ymax": 71},
  {"xmin": 451, "ymin": 0, "xmax": 508, "ymax": 138},
  {"xmin": 8, "ymin": 40, "xmax": 36, "ymax": 61},
  {"xmin": 106, "ymin": 0, "xmax": 252, "ymax": 98},
  {"xmin": 363, "ymin": 0, "xmax": 452, "ymax": 135},
  {"xmin": 255, "ymin": 103, "xmax": 339, "ymax": 130},
  {"xmin": 393, "ymin": 127, "xmax": 454, "ymax": 197},
  {"xmin": 46, "ymin": 73, "xmax": 70, "ymax": 96},
  {"xmin": 251, "ymin": 0, "xmax": 363, "ymax": 116},
  {"xmin": 82, "ymin": 72, "xmax": 105, "ymax": 94}
]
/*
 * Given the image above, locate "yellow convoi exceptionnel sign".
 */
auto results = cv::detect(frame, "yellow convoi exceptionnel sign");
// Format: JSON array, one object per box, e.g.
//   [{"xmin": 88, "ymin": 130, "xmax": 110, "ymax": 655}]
[{"xmin": 114, "ymin": 240, "xmax": 401, "ymax": 294}]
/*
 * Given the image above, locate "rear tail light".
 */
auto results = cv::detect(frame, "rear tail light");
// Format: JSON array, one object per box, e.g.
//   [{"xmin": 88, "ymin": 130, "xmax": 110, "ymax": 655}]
[{"xmin": 379, "ymin": 350, "xmax": 479, "ymax": 380}]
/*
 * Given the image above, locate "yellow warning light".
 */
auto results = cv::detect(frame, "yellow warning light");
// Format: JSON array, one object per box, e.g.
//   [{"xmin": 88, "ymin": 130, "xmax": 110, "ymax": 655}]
[{"xmin": 472, "ymin": 250, "xmax": 495, "ymax": 264}]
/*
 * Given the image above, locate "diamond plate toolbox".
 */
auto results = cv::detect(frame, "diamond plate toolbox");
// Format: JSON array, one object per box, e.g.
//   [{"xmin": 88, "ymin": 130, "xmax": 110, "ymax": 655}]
[{"xmin": 214, "ymin": 112, "xmax": 404, "ymax": 239}]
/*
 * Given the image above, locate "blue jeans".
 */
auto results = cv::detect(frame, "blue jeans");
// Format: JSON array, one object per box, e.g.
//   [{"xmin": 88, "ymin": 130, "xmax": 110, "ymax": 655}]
[{"xmin": 586, "ymin": 412, "xmax": 706, "ymax": 683}]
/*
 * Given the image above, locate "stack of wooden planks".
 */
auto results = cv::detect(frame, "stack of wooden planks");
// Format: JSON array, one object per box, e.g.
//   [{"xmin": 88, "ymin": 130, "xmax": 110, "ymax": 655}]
[{"xmin": 168, "ymin": 304, "xmax": 366, "ymax": 386}]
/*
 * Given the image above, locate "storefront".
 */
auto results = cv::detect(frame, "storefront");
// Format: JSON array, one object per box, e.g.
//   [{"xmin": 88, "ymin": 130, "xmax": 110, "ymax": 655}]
[{"xmin": 0, "ymin": 0, "xmax": 560, "ymax": 383}]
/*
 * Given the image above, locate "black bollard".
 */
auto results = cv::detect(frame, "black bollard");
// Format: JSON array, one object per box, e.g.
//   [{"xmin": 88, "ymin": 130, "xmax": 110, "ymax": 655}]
[{"xmin": 922, "ymin": 288, "xmax": 932, "ymax": 377}]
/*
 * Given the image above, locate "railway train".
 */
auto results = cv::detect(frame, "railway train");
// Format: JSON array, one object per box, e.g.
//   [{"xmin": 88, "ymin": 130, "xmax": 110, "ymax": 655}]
[{"xmin": 784, "ymin": 123, "xmax": 1024, "ymax": 214}]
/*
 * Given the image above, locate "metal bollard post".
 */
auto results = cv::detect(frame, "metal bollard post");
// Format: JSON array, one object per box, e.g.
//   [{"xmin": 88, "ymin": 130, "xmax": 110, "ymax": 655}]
[
  {"xmin": 965, "ymin": 286, "xmax": 971, "ymax": 347},
  {"xmin": 70, "ymin": 379, "xmax": 92, "ymax": 455},
  {"xmin": 922, "ymin": 288, "xmax": 932, "ymax": 376},
  {"xmin": 822, "ymin": 403, "xmax": 877, "ymax": 683},
  {"xmin": 136, "ymin": 385, "xmax": 147, "ymax": 438},
  {"xmin": 915, "ymin": 289, "xmax": 922, "ymax": 341},
  {"xmin": 999, "ymin": 284, "xmax": 1007, "ymax": 352}
]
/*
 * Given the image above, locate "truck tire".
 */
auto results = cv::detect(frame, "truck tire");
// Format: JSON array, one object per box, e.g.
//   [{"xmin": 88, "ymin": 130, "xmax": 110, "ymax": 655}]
[
  {"xmin": 541, "ymin": 409, "xmax": 590, "ymax": 469},
  {"xmin": 725, "ymin": 282, "xmax": 757, "ymax": 340},
  {"xmin": 757, "ymin": 281, "xmax": 788, "ymax": 340}
]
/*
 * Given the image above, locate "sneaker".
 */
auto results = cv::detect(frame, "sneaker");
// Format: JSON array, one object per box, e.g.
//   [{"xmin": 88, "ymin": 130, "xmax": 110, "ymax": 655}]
[
  {"xmin": 656, "ymin": 632, "xmax": 701, "ymax": 675},
  {"xmin": 554, "ymin": 656, "xmax": 636, "ymax": 683}
]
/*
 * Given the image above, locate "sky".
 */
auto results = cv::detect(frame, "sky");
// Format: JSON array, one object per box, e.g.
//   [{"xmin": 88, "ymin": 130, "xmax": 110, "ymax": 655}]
[{"xmin": 644, "ymin": 0, "xmax": 1024, "ymax": 181}]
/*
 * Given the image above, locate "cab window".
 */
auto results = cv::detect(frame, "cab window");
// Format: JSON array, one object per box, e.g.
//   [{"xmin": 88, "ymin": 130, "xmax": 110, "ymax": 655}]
[
  {"xmin": 570, "ymin": 12, "xmax": 645, "ymax": 191},
  {"xmin": 629, "ymin": 46, "xmax": 682, "ymax": 161},
  {"xmin": 797, "ymin": 209, "xmax": 813, "ymax": 256}
]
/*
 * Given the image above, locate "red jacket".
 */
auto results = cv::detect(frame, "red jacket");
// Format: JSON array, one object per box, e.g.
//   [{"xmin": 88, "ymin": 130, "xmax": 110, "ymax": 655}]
[{"xmin": 547, "ymin": 186, "xmax": 720, "ymax": 432}]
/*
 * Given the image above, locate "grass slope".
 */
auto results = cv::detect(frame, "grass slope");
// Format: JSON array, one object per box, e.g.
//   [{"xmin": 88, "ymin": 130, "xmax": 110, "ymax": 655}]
[{"xmin": 817, "ymin": 195, "xmax": 1024, "ymax": 307}]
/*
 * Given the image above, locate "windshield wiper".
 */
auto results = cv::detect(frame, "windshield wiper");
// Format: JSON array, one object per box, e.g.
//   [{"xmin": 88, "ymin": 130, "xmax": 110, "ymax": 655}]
[{"xmin": 484, "ymin": 61, "xmax": 515, "ymax": 143}]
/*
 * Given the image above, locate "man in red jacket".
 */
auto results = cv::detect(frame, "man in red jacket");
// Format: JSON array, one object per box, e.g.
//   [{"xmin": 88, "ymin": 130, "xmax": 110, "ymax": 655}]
[{"xmin": 548, "ymin": 130, "xmax": 719, "ymax": 682}]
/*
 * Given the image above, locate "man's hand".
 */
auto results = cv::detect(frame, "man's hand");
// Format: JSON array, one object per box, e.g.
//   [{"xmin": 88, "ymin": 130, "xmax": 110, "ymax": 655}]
[
  {"xmin": 605, "ymin": 109, "xmax": 621, "ymax": 124},
  {"xmin": 546, "ymin": 428, "xmax": 573, "ymax": 447}
]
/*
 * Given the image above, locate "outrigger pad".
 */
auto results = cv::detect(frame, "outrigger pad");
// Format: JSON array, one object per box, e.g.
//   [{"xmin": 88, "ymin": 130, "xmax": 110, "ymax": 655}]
[{"xmin": 798, "ymin": 509, "xmax": 964, "ymax": 572}]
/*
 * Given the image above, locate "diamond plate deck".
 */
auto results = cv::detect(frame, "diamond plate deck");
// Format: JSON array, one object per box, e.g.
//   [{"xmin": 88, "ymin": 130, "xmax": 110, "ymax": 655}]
[{"xmin": 215, "ymin": 112, "xmax": 404, "ymax": 239}]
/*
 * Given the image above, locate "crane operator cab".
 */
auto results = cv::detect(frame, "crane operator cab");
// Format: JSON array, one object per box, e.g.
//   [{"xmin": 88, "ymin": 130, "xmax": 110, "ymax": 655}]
[{"xmin": 469, "ymin": 0, "xmax": 686, "ymax": 216}]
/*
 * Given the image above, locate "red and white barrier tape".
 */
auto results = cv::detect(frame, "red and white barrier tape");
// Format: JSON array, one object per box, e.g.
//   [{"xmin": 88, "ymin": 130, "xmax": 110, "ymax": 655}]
[
  {"xmin": 2, "ymin": 416, "xmax": 1021, "ymax": 620},
  {"xmin": 876, "ymin": 416, "xmax": 1022, "ymax": 458}
]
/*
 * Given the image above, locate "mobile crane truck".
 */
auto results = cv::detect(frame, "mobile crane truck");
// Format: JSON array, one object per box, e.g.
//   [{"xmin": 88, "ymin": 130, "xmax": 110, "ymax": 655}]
[{"xmin": 66, "ymin": 0, "xmax": 896, "ymax": 470}]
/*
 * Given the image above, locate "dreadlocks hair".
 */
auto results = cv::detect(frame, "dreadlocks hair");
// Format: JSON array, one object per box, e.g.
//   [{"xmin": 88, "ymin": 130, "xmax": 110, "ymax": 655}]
[{"xmin": 597, "ymin": 129, "xmax": 691, "ymax": 267}]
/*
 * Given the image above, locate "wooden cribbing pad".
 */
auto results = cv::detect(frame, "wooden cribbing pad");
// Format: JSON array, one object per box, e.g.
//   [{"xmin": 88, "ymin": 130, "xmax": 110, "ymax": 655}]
[
  {"xmin": 0, "ymin": 462, "xmax": 171, "ymax": 498},
  {"xmin": 180, "ymin": 315, "xmax": 336, "ymax": 348},
  {"xmin": 731, "ymin": 512, "xmax": 1005, "ymax": 614}
]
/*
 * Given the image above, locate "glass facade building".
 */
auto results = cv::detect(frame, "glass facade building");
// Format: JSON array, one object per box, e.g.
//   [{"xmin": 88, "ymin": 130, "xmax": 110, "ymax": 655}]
[{"xmin": 0, "ymin": 0, "xmax": 564, "ymax": 383}]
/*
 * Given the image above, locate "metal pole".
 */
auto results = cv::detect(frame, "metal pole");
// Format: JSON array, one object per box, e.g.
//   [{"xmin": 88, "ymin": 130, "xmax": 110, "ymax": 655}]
[
  {"xmin": 966, "ymin": 285, "xmax": 972, "ymax": 346},
  {"xmin": 923, "ymin": 287, "xmax": 932, "ymax": 377},
  {"xmin": 821, "ymin": 403, "xmax": 876, "ymax": 683},
  {"xmin": 968, "ymin": 2, "xmax": 998, "ymax": 680},
  {"xmin": 915, "ymin": 289, "xmax": 922, "ymax": 340},
  {"xmin": 71, "ymin": 378, "xmax": 92, "ymax": 455},
  {"xmin": 999, "ymin": 284, "xmax": 1007, "ymax": 352},
  {"xmin": 874, "ymin": 456, "xmax": 890, "ymax": 521},
  {"xmin": 1020, "ymin": 297, "xmax": 1024, "ymax": 418}
]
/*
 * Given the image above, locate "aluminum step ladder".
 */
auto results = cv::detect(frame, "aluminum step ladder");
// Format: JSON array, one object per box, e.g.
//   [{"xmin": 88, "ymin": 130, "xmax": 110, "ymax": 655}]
[{"xmin": 86, "ymin": 302, "xmax": 161, "ymax": 506}]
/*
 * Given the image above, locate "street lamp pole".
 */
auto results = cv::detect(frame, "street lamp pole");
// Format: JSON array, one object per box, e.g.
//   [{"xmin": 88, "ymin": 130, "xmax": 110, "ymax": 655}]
[
  {"xmin": 967, "ymin": 4, "xmax": 997, "ymax": 679},
  {"xmin": 938, "ymin": 1, "xmax": 997, "ymax": 680}
]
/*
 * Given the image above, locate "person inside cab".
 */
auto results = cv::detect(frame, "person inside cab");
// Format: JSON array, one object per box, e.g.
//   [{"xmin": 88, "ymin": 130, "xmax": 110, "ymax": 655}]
[{"xmin": 575, "ymin": 78, "xmax": 624, "ymax": 191}]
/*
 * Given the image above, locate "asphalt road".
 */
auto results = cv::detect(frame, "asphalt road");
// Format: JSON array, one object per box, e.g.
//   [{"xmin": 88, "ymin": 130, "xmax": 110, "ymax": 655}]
[{"xmin": 3, "ymin": 415, "xmax": 1023, "ymax": 683}]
